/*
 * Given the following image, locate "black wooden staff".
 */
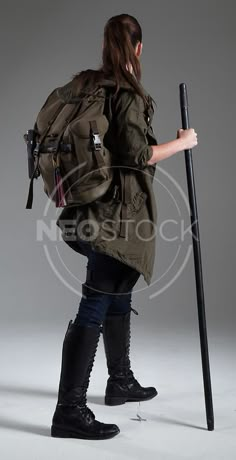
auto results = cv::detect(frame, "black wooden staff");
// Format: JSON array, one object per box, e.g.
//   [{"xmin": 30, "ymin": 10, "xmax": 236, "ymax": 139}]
[{"xmin": 179, "ymin": 83, "xmax": 214, "ymax": 431}]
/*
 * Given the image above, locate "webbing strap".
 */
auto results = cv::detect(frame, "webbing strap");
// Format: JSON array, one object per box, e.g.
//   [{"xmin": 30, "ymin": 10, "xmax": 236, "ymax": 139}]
[
  {"xmin": 25, "ymin": 158, "xmax": 40, "ymax": 209},
  {"xmin": 39, "ymin": 142, "xmax": 73, "ymax": 153},
  {"xmin": 90, "ymin": 120, "xmax": 99, "ymax": 134}
]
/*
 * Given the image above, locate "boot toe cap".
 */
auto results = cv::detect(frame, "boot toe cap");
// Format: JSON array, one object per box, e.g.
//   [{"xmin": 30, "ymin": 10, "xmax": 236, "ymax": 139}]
[
  {"xmin": 98, "ymin": 422, "xmax": 120, "ymax": 438},
  {"xmin": 139, "ymin": 385, "xmax": 158, "ymax": 398}
]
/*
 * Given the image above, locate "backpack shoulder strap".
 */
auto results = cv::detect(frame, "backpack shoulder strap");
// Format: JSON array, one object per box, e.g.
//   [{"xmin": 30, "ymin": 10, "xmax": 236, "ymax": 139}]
[{"xmin": 102, "ymin": 86, "xmax": 114, "ymax": 123}]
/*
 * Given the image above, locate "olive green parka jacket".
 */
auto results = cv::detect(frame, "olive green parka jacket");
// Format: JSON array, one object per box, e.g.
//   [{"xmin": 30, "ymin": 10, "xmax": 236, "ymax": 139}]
[{"xmin": 56, "ymin": 74, "xmax": 159, "ymax": 287}]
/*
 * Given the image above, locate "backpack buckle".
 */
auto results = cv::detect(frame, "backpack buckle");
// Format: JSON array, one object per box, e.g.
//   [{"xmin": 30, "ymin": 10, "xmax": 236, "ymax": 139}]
[{"xmin": 92, "ymin": 133, "xmax": 102, "ymax": 151}]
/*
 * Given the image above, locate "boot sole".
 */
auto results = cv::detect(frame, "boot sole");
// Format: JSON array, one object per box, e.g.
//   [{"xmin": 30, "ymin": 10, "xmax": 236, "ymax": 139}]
[
  {"xmin": 51, "ymin": 424, "xmax": 120, "ymax": 440},
  {"xmin": 105, "ymin": 390, "xmax": 158, "ymax": 406},
  {"xmin": 105, "ymin": 396, "xmax": 127, "ymax": 406}
]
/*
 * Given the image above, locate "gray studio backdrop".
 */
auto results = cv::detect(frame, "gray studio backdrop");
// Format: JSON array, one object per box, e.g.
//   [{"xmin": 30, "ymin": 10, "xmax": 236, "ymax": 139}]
[{"xmin": 0, "ymin": 0, "xmax": 234, "ymax": 335}]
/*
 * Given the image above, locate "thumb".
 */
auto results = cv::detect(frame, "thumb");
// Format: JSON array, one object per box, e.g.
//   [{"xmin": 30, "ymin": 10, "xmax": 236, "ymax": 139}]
[{"xmin": 177, "ymin": 128, "xmax": 183, "ymax": 138}]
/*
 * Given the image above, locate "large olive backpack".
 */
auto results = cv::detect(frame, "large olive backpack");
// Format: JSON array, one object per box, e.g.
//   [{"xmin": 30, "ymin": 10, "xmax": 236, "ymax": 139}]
[{"xmin": 24, "ymin": 78, "xmax": 115, "ymax": 209}]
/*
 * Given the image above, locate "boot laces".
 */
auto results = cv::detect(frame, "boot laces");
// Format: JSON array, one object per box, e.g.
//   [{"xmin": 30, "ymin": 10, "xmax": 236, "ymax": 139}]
[
  {"xmin": 59, "ymin": 386, "xmax": 96, "ymax": 421},
  {"xmin": 79, "ymin": 404, "xmax": 96, "ymax": 421}
]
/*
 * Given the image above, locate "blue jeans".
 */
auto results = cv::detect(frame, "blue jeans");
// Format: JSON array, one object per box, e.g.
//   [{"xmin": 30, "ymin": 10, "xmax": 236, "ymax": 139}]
[{"xmin": 74, "ymin": 240, "xmax": 140, "ymax": 327}]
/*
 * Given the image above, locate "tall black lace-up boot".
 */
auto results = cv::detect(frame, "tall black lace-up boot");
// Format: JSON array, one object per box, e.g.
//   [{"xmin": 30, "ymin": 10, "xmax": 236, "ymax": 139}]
[
  {"xmin": 51, "ymin": 319, "xmax": 120, "ymax": 439},
  {"xmin": 102, "ymin": 308, "xmax": 158, "ymax": 406}
]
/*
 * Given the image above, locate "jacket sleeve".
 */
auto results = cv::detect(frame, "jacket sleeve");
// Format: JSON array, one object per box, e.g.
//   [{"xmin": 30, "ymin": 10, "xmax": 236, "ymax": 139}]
[{"xmin": 112, "ymin": 91, "xmax": 156, "ymax": 170}]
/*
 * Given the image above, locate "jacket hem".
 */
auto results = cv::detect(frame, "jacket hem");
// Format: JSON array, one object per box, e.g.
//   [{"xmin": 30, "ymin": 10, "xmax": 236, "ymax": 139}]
[{"xmin": 90, "ymin": 241, "xmax": 152, "ymax": 286}]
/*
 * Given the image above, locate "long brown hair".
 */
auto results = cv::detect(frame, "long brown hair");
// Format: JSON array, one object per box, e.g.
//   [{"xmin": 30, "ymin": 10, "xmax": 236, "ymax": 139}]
[{"xmin": 72, "ymin": 14, "xmax": 153, "ymax": 109}]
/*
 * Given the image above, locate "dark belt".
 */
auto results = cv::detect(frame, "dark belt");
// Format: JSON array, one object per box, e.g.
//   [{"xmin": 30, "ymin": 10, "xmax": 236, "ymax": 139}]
[{"xmin": 38, "ymin": 142, "xmax": 74, "ymax": 153}]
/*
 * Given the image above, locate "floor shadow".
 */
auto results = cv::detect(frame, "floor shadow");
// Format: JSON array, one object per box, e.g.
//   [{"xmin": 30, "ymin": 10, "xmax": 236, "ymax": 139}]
[
  {"xmin": 0, "ymin": 384, "xmax": 206, "ymax": 431},
  {"xmin": 0, "ymin": 416, "xmax": 50, "ymax": 437},
  {"xmin": 0, "ymin": 383, "xmax": 106, "ymax": 405},
  {"xmin": 0, "ymin": 383, "xmax": 54, "ymax": 399},
  {"xmin": 151, "ymin": 414, "xmax": 207, "ymax": 431}
]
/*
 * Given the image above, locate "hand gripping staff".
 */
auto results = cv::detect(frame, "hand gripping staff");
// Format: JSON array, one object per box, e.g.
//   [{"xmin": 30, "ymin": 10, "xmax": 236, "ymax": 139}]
[{"xmin": 179, "ymin": 83, "xmax": 214, "ymax": 431}]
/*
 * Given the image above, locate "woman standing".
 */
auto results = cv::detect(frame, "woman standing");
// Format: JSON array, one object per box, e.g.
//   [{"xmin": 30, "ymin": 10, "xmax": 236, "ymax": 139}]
[{"xmin": 51, "ymin": 13, "xmax": 198, "ymax": 440}]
